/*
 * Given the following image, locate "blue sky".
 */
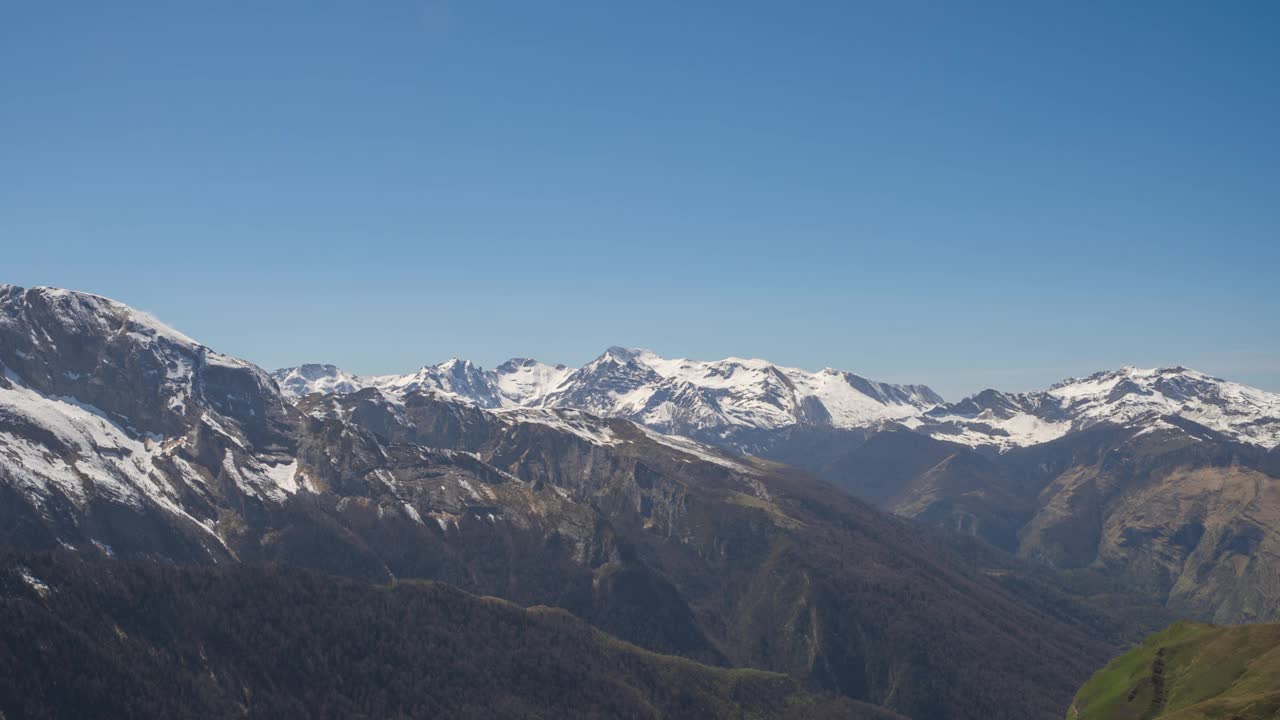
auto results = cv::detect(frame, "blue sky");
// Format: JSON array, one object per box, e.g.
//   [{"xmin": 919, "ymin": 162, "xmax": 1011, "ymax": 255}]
[{"xmin": 2, "ymin": 1, "xmax": 1277, "ymax": 399}]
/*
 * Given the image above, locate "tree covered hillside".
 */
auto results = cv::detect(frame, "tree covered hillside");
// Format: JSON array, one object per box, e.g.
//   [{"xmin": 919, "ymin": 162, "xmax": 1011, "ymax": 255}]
[{"xmin": 0, "ymin": 551, "xmax": 895, "ymax": 720}]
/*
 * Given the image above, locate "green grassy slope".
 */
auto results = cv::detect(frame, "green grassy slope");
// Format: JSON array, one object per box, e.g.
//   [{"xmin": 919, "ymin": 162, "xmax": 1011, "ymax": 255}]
[{"xmin": 1068, "ymin": 621, "xmax": 1280, "ymax": 720}]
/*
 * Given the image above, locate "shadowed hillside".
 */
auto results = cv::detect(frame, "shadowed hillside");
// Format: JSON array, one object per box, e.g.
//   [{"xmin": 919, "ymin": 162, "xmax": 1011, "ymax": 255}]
[{"xmin": 0, "ymin": 550, "xmax": 896, "ymax": 720}]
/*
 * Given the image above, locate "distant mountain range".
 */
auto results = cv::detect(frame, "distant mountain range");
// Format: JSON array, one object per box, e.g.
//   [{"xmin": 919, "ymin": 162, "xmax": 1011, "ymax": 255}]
[
  {"xmin": 276, "ymin": 352, "xmax": 1280, "ymax": 453},
  {"xmin": 273, "ymin": 348, "xmax": 943, "ymax": 442}
]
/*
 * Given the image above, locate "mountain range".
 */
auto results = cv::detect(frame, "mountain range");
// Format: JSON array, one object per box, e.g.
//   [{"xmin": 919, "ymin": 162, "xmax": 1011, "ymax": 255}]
[
  {"xmin": 274, "ymin": 353, "xmax": 1280, "ymax": 453},
  {"xmin": 275, "ymin": 351, "xmax": 1280, "ymax": 625},
  {"xmin": 0, "ymin": 284, "xmax": 1171, "ymax": 719},
  {"xmin": 3, "ymin": 284, "xmax": 1279, "ymax": 718},
  {"xmin": 274, "ymin": 347, "xmax": 944, "ymax": 448}
]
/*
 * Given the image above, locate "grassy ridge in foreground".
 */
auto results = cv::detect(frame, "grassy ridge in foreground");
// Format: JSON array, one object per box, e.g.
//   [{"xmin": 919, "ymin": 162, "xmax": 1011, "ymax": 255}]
[{"xmin": 1068, "ymin": 621, "xmax": 1280, "ymax": 720}]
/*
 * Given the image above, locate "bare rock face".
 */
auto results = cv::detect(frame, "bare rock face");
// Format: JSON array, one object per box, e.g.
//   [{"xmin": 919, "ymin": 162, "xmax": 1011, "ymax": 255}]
[
  {"xmin": 0, "ymin": 286, "xmax": 292, "ymax": 443},
  {"xmin": 1006, "ymin": 427, "xmax": 1280, "ymax": 624},
  {"xmin": 790, "ymin": 419, "xmax": 1280, "ymax": 625}
]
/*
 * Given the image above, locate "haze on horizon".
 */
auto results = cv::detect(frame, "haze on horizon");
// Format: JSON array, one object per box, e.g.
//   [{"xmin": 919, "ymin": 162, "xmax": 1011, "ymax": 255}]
[{"xmin": 3, "ymin": 2, "xmax": 1277, "ymax": 399}]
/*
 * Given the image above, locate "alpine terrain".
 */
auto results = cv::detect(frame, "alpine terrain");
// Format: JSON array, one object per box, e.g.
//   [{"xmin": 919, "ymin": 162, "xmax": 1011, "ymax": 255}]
[
  {"xmin": 0, "ymin": 284, "xmax": 1168, "ymax": 720},
  {"xmin": 279, "ymin": 350, "xmax": 1280, "ymax": 624}
]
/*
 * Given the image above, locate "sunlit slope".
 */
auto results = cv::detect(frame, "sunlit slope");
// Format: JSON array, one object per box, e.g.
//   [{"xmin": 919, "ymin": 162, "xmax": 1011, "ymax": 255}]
[{"xmin": 1068, "ymin": 621, "xmax": 1280, "ymax": 720}]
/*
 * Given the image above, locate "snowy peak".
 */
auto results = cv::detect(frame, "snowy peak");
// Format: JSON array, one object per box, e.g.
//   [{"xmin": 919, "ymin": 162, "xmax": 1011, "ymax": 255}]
[
  {"xmin": 3, "ymin": 285, "xmax": 201, "ymax": 349},
  {"xmin": 0, "ymin": 286, "xmax": 305, "ymax": 547},
  {"xmin": 274, "ymin": 357, "xmax": 573, "ymax": 409},
  {"xmin": 1, "ymin": 285, "xmax": 199, "ymax": 358},
  {"xmin": 360, "ymin": 360, "xmax": 501, "ymax": 407},
  {"xmin": 602, "ymin": 345, "xmax": 647, "ymax": 363},
  {"xmin": 1, "ymin": 285, "xmax": 283, "ymax": 441},
  {"xmin": 492, "ymin": 358, "xmax": 572, "ymax": 406},
  {"xmin": 425, "ymin": 358, "xmax": 503, "ymax": 407},
  {"xmin": 920, "ymin": 366, "xmax": 1280, "ymax": 451},
  {"xmin": 936, "ymin": 389, "xmax": 1047, "ymax": 420},
  {"xmin": 274, "ymin": 364, "xmax": 365, "ymax": 398},
  {"xmin": 541, "ymin": 348, "xmax": 666, "ymax": 416},
  {"xmin": 1048, "ymin": 366, "xmax": 1208, "ymax": 403}
]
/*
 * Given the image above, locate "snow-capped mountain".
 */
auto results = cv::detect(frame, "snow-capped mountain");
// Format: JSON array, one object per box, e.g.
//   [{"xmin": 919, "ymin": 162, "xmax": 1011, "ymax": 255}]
[
  {"xmin": 273, "ymin": 346, "xmax": 945, "ymax": 444},
  {"xmin": 1, "ymin": 286, "xmax": 1138, "ymax": 720},
  {"xmin": 543, "ymin": 346, "xmax": 943, "ymax": 435},
  {"xmin": 368, "ymin": 358, "xmax": 507, "ymax": 407},
  {"xmin": 274, "ymin": 364, "xmax": 365, "ymax": 398},
  {"xmin": 277, "ymin": 354, "xmax": 1280, "ymax": 454},
  {"xmin": 8, "ymin": 283, "xmax": 1280, "ymax": 680},
  {"xmin": 0, "ymin": 285, "xmax": 306, "ymax": 557},
  {"xmin": 0, "ymin": 285, "xmax": 775, "ymax": 558},
  {"xmin": 912, "ymin": 366, "xmax": 1280, "ymax": 451},
  {"xmin": 277, "ymin": 358, "xmax": 572, "ymax": 409},
  {"xmin": 492, "ymin": 357, "xmax": 575, "ymax": 406}
]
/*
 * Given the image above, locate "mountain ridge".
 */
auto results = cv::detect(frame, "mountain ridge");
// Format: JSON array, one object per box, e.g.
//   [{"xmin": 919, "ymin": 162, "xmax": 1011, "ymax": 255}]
[{"xmin": 275, "ymin": 355, "xmax": 1280, "ymax": 452}]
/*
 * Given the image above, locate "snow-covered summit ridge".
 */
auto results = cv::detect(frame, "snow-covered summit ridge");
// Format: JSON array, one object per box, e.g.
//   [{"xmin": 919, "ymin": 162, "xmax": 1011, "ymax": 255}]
[
  {"xmin": 916, "ymin": 366, "xmax": 1280, "ymax": 450},
  {"xmin": 273, "ymin": 346, "xmax": 944, "ymax": 435},
  {"xmin": 276, "ymin": 355, "xmax": 1280, "ymax": 451},
  {"xmin": 274, "ymin": 364, "xmax": 365, "ymax": 398},
  {"xmin": 543, "ymin": 346, "xmax": 944, "ymax": 433},
  {"xmin": 0, "ymin": 285, "xmax": 263, "ymax": 379},
  {"xmin": 0, "ymin": 285, "xmax": 276, "ymax": 431},
  {"xmin": 3, "ymin": 285, "xmax": 200, "ymax": 350},
  {"xmin": 5, "ymin": 286, "xmax": 1277, "ymax": 453}
]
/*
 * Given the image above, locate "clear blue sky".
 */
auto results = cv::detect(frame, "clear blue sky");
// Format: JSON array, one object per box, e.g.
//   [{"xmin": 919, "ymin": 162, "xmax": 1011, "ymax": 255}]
[{"xmin": 2, "ymin": 1, "xmax": 1277, "ymax": 399}]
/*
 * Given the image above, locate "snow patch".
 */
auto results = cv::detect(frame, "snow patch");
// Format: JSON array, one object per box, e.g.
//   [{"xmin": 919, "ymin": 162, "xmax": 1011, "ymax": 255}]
[
  {"xmin": 493, "ymin": 407, "xmax": 623, "ymax": 446},
  {"xmin": 637, "ymin": 425, "xmax": 758, "ymax": 474},
  {"xmin": 18, "ymin": 567, "xmax": 51, "ymax": 597}
]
